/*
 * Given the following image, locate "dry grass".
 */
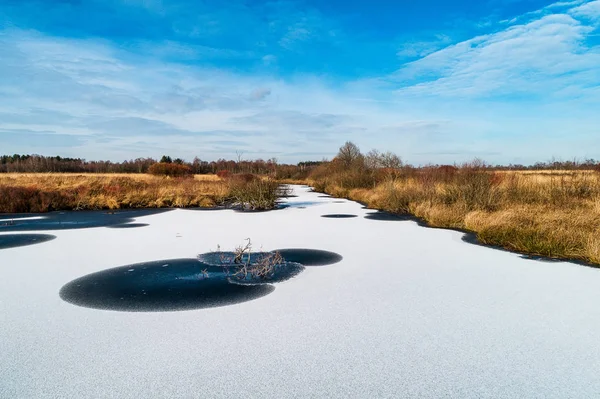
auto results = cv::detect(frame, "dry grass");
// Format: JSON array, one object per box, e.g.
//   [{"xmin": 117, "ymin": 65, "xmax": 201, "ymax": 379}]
[
  {"xmin": 0, "ymin": 173, "xmax": 227, "ymax": 212},
  {"xmin": 496, "ymin": 169, "xmax": 598, "ymax": 175},
  {"xmin": 310, "ymin": 168, "xmax": 600, "ymax": 265},
  {"xmin": 225, "ymin": 174, "xmax": 286, "ymax": 210},
  {"xmin": 0, "ymin": 173, "xmax": 221, "ymax": 181},
  {"xmin": 278, "ymin": 178, "xmax": 309, "ymax": 185}
]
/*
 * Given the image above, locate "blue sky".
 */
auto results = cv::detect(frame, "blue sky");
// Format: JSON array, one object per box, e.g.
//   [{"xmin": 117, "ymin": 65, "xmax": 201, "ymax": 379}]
[{"xmin": 0, "ymin": 0, "xmax": 599, "ymax": 164}]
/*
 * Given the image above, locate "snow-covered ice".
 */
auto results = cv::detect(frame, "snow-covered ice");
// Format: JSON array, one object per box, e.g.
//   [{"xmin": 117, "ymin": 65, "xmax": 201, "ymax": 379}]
[{"xmin": 1, "ymin": 185, "xmax": 599, "ymax": 398}]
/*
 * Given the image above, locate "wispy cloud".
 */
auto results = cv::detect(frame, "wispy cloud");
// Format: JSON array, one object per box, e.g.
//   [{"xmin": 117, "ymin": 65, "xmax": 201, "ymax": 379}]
[
  {"xmin": 392, "ymin": 10, "xmax": 600, "ymax": 100},
  {"xmin": 249, "ymin": 88, "xmax": 272, "ymax": 101},
  {"xmin": 0, "ymin": 0, "xmax": 599, "ymax": 165},
  {"xmin": 570, "ymin": 0, "xmax": 600, "ymax": 21},
  {"xmin": 397, "ymin": 35, "xmax": 453, "ymax": 59}
]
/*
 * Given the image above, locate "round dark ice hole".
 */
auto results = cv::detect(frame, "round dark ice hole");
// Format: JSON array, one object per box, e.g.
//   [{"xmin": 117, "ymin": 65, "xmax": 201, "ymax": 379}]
[
  {"xmin": 275, "ymin": 249, "xmax": 343, "ymax": 266},
  {"xmin": 321, "ymin": 214, "xmax": 357, "ymax": 219},
  {"xmin": 106, "ymin": 223, "xmax": 150, "ymax": 229},
  {"xmin": 364, "ymin": 211, "xmax": 412, "ymax": 221},
  {"xmin": 0, "ymin": 234, "xmax": 57, "ymax": 250},
  {"xmin": 59, "ymin": 259, "xmax": 276, "ymax": 312}
]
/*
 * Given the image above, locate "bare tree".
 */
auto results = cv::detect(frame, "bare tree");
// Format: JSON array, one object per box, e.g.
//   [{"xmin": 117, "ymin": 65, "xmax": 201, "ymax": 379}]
[
  {"xmin": 336, "ymin": 141, "xmax": 363, "ymax": 168},
  {"xmin": 366, "ymin": 149, "xmax": 402, "ymax": 169},
  {"xmin": 235, "ymin": 150, "xmax": 244, "ymax": 163}
]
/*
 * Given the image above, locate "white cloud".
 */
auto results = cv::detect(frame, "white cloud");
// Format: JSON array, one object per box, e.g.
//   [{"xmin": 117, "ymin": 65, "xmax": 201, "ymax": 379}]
[
  {"xmin": 570, "ymin": 0, "xmax": 600, "ymax": 21},
  {"xmin": 397, "ymin": 35, "xmax": 453, "ymax": 58},
  {"xmin": 279, "ymin": 25, "xmax": 312, "ymax": 49},
  {"xmin": 249, "ymin": 88, "xmax": 272, "ymax": 101},
  {"xmin": 262, "ymin": 54, "xmax": 277, "ymax": 65},
  {"xmin": 0, "ymin": 29, "xmax": 385, "ymax": 161},
  {"xmin": 274, "ymin": 7, "xmax": 340, "ymax": 51},
  {"xmin": 392, "ymin": 11, "xmax": 600, "ymax": 99},
  {"xmin": 1, "ymin": 1, "xmax": 600, "ymax": 165},
  {"xmin": 501, "ymin": 0, "xmax": 586, "ymax": 24}
]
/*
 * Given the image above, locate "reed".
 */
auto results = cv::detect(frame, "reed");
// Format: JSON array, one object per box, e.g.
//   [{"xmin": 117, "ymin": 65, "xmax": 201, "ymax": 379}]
[
  {"xmin": 309, "ymin": 163, "xmax": 600, "ymax": 265},
  {"xmin": 0, "ymin": 173, "xmax": 227, "ymax": 213}
]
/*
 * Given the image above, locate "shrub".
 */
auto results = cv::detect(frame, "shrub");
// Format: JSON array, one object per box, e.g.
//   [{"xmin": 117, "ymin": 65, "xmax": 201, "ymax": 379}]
[
  {"xmin": 0, "ymin": 186, "xmax": 79, "ymax": 213},
  {"xmin": 373, "ymin": 167, "xmax": 403, "ymax": 183},
  {"xmin": 229, "ymin": 173, "xmax": 258, "ymax": 183},
  {"xmin": 227, "ymin": 176, "xmax": 284, "ymax": 210},
  {"xmin": 436, "ymin": 165, "xmax": 459, "ymax": 182},
  {"xmin": 148, "ymin": 162, "xmax": 193, "ymax": 177},
  {"xmin": 231, "ymin": 239, "xmax": 285, "ymax": 280},
  {"xmin": 201, "ymin": 239, "xmax": 288, "ymax": 282},
  {"xmin": 451, "ymin": 162, "xmax": 499, "ymax": 211},
  {"xmin": 307, "ymin": 142, "xmax": 405, "ymax": 192},
  {"xmin": 216, "ymin": 170, "xmax": 231, "ymax": 179},
  {"xmin": 336, "ymin": 169, "xmax": 374, "ymax": 189},
  {"xmin": 365, "ymin": 150, "xmax": 402, "ymax": 170}
]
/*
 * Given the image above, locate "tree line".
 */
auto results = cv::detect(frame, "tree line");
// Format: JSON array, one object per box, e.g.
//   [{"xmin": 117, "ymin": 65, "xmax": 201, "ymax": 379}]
[
  {"xmin": 0, "ymin": 153, "xmax": 325, "ymax": 178},
  {"xmin": 2, "ymin": 152, "xmax": 598, "ymax": 175}
]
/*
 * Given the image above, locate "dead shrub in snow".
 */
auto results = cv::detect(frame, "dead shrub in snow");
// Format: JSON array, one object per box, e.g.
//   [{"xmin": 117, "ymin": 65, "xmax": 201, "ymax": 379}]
[{"xmin": 231, "ymin": 239, "xmax": 285, "ymax": 280}]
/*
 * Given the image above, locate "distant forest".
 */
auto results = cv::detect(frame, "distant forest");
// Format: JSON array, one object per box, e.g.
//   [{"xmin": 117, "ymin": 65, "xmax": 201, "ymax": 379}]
[
  {"xmin": 1, "ymin": 153, "xmax": 599, "ymax": 174},
  {"xmin": 0, "ymin": 154, "xmax": 323, "ymax": 177}
]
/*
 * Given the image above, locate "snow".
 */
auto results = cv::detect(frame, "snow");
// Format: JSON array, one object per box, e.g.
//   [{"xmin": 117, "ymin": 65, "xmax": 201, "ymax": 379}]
[{"xmin": 1, "ymin": 185, "xmax": 599, "ymax": 398}]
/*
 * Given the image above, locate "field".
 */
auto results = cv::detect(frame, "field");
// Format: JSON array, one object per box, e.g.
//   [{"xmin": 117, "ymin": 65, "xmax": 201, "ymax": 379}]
[
  {"xmin": 0, "ymin": 173, "xmax": 227, "ymax": 213},
  {"xmin": 308, "ymin": 167, "xmax": 600, "ymax": 266}
]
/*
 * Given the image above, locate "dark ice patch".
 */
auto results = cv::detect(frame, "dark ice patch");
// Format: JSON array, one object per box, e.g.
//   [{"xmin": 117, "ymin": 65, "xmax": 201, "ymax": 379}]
[
  {"xmin": 275, "ymin": 249, "xmax": 343, "ymax": 266},
  {"xmin": 59, "ymin": 259, "xmax": 276, "ymax": 312},
  {"xmin": 0, "ymin": 234, "xmax": 57, "ymax": 250},
  {"xmin": 0, "ymin": 209, "xmax": 171, "ymax": 231},
  {"xmin": 364, "ymin": 211, "xmax": 413, "ymax": 221}
]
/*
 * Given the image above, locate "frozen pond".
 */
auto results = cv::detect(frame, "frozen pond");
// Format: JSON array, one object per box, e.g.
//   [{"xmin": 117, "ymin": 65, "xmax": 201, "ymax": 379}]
[{"xmin": 1, "ymin": 185, "xmax": 599, "ymax": 398}]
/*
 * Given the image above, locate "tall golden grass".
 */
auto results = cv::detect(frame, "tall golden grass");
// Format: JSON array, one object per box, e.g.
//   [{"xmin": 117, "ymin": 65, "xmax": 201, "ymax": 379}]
[
  {"xmin": 0, "ymin": 173, "xmax": 227, "ymax": 212},
  {"xmin": 310, "ymin": 168, "xmax": 600, "ymax": 265}
]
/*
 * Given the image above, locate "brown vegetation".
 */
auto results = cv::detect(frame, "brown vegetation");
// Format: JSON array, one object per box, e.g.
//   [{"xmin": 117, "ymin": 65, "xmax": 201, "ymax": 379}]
[
  {"xmin": 223, "ymin": 173, "xmax": 286, "ymax": 210},
  {"xmin": 0, "ymin": 173, "xmax": 226, "ymax": 213},
  {"xmin": 231, "ymin": 238, "xmax": 285, "ymax": 280},
  {"xmin": 308, "ymin": 142, "xmax": 600, "ymax": 266},
  {"xmin": 0, "ymin": 172, "xmax": 289, "ymax": 213},
  {"xmin": 147, "ymin": 162, "xmax": 193, "ymax": 177}
]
